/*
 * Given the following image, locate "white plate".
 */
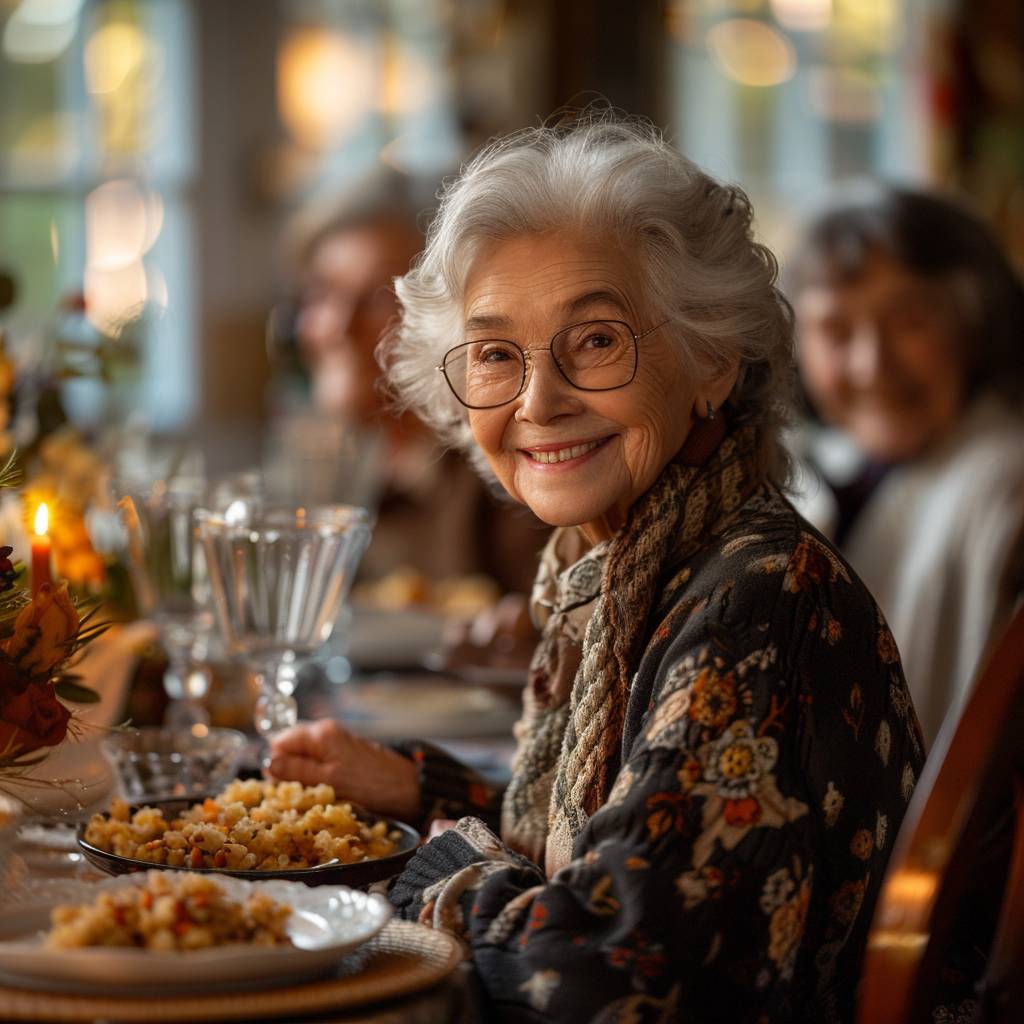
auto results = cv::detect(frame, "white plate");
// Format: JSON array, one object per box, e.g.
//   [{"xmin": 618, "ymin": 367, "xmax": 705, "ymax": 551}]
[
  {"xmin": 348, "ymin": 607, "xmax": 446, "ymax": 670},
  {"xmin": 337, "ymin": 676, "xmax": 520, "ymax": 740},
  {"xmin": 0, "ymin": 873, "xmax": 391, "ymax": 996}
]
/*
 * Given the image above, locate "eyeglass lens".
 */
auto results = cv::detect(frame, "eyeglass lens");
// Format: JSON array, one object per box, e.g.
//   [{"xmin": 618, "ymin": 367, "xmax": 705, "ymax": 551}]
[{"xmin": 443, "ymin": 320, "xmax": 638, "ymax": 408}]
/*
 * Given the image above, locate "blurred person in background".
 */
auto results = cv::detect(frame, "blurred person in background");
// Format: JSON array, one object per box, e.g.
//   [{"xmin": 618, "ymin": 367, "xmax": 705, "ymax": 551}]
[
  {"xmin": 787, "ymin": 183, "xmax": 1024, "ymax": 748},
  {"xmin": 272, "ymin": 169, "xmax": 547, "ymax": 602}
]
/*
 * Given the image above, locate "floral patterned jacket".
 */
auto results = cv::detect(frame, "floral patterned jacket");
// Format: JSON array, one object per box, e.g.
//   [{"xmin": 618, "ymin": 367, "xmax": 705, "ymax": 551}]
[{"xmin": 391, "ymin": 483, "xmax": 926, "ymax": 1023}]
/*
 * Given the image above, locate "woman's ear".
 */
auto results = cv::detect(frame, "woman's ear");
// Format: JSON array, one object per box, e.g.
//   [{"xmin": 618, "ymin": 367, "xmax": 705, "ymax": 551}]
[{"xmin": 693, "ymin": 358, "xmax": 741, "ymax": 419}]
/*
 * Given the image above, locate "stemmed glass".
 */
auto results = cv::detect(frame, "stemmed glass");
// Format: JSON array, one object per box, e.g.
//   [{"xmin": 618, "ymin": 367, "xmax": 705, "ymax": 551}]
[
  {"xmin": 196, "ymin": 504, "xmax": 372, "ymax": 748},
  {"xmin": 116, "ymin": 477, "xmax": 215, "ymax": 728}
]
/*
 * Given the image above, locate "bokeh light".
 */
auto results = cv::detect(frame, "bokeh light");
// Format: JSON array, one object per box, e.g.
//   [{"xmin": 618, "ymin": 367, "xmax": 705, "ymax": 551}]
[
  {"xmin": 84, "ymin": 180, "xmax": 164, "ymax": 332},
  {"xmin": 831, "ymin": 0, "xmax": 901, "ymax": 54},
  {"xmin": 2, "ymin": 0, "xmax": 83, "ymax": 63},
  {"xmin": 771, "ymin": 0, "xmax": 832, "ymax": 33},
  {"xmin": 85, "ymin": 179, "xmax": 163, "ymax": 271},
  {"xmin": 277, "ymin": 27, "xmax": 376, "ymax": 149},
  {"xmin": 707, "ymin": 18, "xmax": 797, "ymax": 88},
  {"xmin": 84, "ymin": 261, "xmax": 148, "ymax": 334},
  {"xmin": 84, "ymin": 21, "xmax": 147, "ymax": 94}
]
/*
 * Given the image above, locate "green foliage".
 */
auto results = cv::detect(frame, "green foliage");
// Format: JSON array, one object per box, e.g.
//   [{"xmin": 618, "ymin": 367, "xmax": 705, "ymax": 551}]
[{"xmin": 54, "ymin": 678, "xmax": 102, "ymax": 704}]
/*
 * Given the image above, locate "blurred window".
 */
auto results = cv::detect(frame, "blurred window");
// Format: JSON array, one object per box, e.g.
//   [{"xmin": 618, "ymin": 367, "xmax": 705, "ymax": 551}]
[
  {"xmin": 669, "ymin": 0, "xmax": 932, "ymax": 253},
  {"xmin": 276, "ymin": 0, "xmax": 461, "ymax": 196},
  {"xmin": 0, "ymin": 0, "xmax": 195, "ymax": 430}
]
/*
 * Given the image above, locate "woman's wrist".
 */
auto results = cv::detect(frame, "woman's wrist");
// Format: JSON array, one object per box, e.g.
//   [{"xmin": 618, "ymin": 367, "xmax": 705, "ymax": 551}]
[{"xmin": 379, "ymin": 747, "xmax": 421, "ymax": 823}]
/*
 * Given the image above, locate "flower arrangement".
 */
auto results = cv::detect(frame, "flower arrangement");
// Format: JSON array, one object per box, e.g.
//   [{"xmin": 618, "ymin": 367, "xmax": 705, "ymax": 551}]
[{"xmin": 0, "ymin": 453, "xmax": 105, "ymax": 804}]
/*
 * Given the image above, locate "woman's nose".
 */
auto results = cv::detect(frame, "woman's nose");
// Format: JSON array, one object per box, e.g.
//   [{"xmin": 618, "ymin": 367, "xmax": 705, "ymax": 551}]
[
  {"xmin": 846, "ymin": 323, "xmax": 885, "ymax": 387},
  {"xmin": 300, "ymin": 297, "xmax": 357, "ymax": 356},
  {"xmin": 515, "ymin": 349, "xmax": 582, "ymax": 423}
]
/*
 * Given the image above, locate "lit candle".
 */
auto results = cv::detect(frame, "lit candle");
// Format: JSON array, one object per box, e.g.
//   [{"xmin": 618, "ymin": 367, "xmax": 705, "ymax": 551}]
[{"xmin": 31, "ymin": 503, "xmax": 53, "ymax": 596}]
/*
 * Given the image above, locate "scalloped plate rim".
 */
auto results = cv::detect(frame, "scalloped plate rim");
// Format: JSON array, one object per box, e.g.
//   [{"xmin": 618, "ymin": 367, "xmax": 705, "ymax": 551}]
[{"xmin": 0, "ymin": 874, "xmax": 392, "ymax": 995}]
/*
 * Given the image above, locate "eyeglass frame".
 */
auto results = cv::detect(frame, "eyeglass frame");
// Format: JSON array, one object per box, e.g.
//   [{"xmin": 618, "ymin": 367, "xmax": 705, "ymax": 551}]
[{"xmin": 437, "ymin": 318, "xmax": 670, "ymax": 410}]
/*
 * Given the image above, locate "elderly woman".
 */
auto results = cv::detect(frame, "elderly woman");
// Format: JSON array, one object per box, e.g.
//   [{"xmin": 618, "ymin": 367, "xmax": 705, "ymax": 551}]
[
  {"xmin": 269, "ymin": 118, "xmax": 924, "ymax": 1023},
  {"xmin": 787, "ymin": 185, "xmax": 1024, "ymax": 746}
]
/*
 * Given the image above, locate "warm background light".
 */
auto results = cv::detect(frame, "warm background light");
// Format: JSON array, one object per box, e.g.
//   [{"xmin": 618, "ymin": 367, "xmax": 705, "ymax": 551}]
[
  {"xmin": 83, "ymin": 179, "xmax": 165, "ymax": 333},
  {"xmin": 771, "ymin": 0, "xmax": 833, "ymax": 33},
  {"xmin": 707, "ymin": 18, "xmax": 797, "ymax": 88},
  {"xmin": 277, "ymin": 27, "xmax": 375, "ymax": 150},
  {"xmin": 831, "ymin": 0, "xmax": 901, "ymax": 54},
  {"xmin": 84, "ymin": 21, "xmax": 147, "ymax": 94},
  {"xmin": 83, "ymin": 16, "xmax": 165, "ymax": 156},
  {"xmin": 85, "ymin": 179, "xmax": 163, "ymax": 272}
]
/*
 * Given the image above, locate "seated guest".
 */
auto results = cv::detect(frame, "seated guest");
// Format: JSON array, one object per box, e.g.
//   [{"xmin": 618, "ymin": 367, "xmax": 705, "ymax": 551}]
[
  {"xmin": 268, "ymin": 115, "xmax": 925, "ymax": 1022},
  {"xmin": 272, "ymin": 168, "xmax": 547, "ymax": 594},
  {"xmin": 787, "ymin": 183, "xmax": 1024, "ymax": 746}
]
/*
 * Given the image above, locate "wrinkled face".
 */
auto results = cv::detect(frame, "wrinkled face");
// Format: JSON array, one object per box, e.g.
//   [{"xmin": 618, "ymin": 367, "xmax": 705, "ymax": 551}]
[
  {"xmin": 795, "ymin": 249, "xmax": 967, "ymax": 463},
  {"xmin": 462, "ymin": 232, "xmax": 702, "ymax": 541},
  {"xmin": 297, "ymin": 223, "xmax": 419, "ymax": 420}
]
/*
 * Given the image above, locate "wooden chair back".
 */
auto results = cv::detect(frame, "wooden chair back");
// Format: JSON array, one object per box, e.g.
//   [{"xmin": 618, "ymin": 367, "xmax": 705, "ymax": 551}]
[{"xmin": 858, "ymin": 604, "xmax": 1024, "ymax": 1023}]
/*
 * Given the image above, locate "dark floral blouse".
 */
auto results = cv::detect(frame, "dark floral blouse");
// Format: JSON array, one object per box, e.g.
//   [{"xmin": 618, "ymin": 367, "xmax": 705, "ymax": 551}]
[{"xmin": 392, "ymin": 485, "xmax": 926, "ymax": 1023}]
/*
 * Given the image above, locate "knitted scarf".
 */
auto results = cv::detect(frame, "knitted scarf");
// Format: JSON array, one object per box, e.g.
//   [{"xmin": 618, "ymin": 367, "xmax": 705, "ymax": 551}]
[{"xmin": 501, "ymin": 423, "xmax": 762, "ymax": 874}]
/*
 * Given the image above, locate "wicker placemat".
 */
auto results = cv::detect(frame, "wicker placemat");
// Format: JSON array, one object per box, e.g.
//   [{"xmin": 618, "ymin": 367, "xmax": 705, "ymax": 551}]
[{"xmin": 0, "ymin": 920, "xmax": 464, "ymax": 1022}]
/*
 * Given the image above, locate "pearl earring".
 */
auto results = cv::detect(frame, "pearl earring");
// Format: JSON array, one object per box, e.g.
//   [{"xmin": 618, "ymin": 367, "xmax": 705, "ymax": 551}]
[{"xmin": 706, "ymin": 400, "xmax": 716, "ymax": 421}]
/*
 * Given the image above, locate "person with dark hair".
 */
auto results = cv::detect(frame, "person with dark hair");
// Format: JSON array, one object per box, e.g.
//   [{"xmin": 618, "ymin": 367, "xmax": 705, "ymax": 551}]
[
  {"xmin": 268, "ymin": 116, "xmax": 926, "ymax": 1022},
  {"xmin": 272, "ymin": 168, "xmax": 547, "ymax": 593},
  {"xmin": 788, "ymin": 182, "xmax": 1024, "ymax": 747}
]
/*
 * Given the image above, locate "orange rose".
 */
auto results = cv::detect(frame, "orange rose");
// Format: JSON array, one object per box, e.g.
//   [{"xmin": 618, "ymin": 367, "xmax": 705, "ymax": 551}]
[
  {"xmin": 0, "ymin": 680, "xmax": 70, "ymax": 759},
  {"xmin": 1, "ymin": 582, "xmax": 80, "ymax": 677}
]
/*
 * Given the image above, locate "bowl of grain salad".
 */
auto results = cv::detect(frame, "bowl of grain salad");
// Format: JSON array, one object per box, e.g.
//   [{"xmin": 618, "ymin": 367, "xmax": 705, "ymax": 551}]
[{"xmin": 77, "ymin": 779, "xmax": 420, "ymax": 888}]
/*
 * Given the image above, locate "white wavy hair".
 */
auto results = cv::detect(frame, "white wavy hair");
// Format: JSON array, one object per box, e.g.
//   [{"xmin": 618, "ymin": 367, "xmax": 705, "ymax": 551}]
[{"xmin": 380, "ymin": 114, "xmax": 795, "ymax": 482}]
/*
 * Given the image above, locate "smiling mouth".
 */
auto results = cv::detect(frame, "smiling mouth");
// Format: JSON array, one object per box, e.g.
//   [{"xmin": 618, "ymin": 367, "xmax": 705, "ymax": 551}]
[{"xmin": 523, "ymin": 437, "xmax": 610, "ymax": 464}]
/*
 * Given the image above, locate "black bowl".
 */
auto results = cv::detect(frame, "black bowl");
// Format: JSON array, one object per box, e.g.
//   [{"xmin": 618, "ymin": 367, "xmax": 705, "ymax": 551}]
[{"xmin": 77, "ymin": 796, "xmax": 420, "ymax": 889}]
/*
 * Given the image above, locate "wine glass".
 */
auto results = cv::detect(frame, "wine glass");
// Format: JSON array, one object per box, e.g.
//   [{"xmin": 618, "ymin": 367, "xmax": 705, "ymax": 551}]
[
  {"xmin": 196, "ymin": 504, "xmax": 372, "ymax": 748},
  {"xmin": 116, "ymin": 476, "xmax": 215, "ymax": 728}
]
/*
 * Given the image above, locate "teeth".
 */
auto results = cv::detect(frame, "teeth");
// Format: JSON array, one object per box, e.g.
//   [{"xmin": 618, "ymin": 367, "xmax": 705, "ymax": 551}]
[{"xmin": 528, "ymin": 440, "xmax": 602, "ymax": 464}]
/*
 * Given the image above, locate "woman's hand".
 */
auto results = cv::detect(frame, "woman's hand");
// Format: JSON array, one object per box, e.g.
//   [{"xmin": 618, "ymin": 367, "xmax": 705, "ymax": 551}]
[
  {"xmin": 427, "ymin": 818, "xmax": 458, "ymax": 840},
  {"xmin": 266, "ymin": 719, "xmax": 420, "ymax": 823}
]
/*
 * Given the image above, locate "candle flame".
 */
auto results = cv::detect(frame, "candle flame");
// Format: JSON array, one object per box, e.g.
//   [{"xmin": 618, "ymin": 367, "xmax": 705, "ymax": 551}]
[{"xmin": 34, "ymin": 503, "xmax": 49, "ymax": 536}]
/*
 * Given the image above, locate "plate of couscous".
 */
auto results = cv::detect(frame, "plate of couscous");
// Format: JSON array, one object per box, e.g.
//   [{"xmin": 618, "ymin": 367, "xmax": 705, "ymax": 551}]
[
  {"xmin": 0, "ymin": 870, "xmax": 392, "ymax": 995},
  {"xmin": 76, "ymin": 779, "xmax": 420, "ymax": 888}
]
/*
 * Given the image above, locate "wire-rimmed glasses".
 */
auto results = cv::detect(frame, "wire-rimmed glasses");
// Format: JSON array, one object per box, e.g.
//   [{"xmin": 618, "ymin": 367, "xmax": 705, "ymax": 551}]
[{"xmin": 438, "ymin": 318, "xmax": 666, "ymax": 410}]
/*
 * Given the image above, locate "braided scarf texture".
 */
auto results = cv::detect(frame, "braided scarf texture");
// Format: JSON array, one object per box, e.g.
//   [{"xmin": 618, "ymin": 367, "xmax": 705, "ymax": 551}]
[{"xmin": 502, "ymin": 426, "xmax": 762, "ymax": 874}]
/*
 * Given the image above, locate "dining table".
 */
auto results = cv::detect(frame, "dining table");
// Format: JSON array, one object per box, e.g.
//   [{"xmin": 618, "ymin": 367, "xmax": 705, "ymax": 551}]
[
  {"xmin": 0, "ymin": 623, "xmax": 526, "ymax": 1024},
  {"xmin": 0, "ymin": 792, "xmax": 484, "ymax": 1024}
]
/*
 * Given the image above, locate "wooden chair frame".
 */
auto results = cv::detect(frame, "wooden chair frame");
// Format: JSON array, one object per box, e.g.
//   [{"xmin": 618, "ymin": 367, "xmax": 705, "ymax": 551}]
[{"xmin": 859, "ymin": 604, "xmax": 1024, "ymax": 1023}]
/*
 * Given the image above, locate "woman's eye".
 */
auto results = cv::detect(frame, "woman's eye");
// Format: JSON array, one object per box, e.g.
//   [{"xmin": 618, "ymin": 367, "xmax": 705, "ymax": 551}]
[
  {"xmin": 474, "ymin": 344, "xmax": 517, "ymax": 365},
  {"xmin": 581, "ymin": 332, "xmax": 614, "ymax": 349}
]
